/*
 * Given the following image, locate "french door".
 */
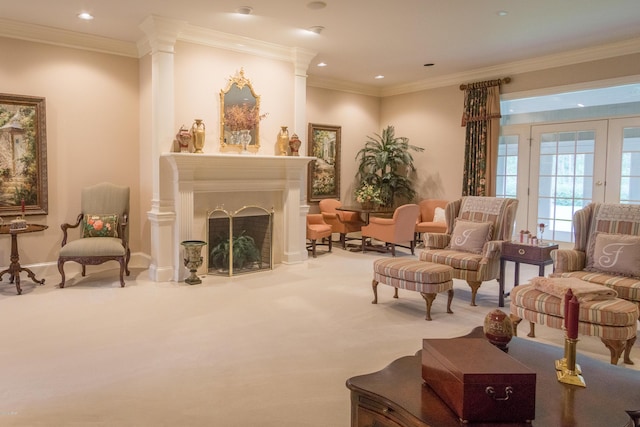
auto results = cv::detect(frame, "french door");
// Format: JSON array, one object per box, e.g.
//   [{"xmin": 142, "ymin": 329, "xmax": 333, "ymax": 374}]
[{"xmin": 500, "ymin": 116, "xmax": 640, "ymax": 243}]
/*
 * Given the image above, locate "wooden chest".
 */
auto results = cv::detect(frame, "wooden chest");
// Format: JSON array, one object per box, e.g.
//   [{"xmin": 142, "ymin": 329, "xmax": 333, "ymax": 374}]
[{"xmin": 421, "ymin": 338, "xmax": 536, "ymax": 423}]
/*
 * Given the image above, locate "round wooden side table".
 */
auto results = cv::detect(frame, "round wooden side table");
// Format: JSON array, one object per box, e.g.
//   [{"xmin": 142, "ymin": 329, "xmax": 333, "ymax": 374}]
[{"xmin": 0, "ymin": 223, "xmax": 48, "ymax": 295}]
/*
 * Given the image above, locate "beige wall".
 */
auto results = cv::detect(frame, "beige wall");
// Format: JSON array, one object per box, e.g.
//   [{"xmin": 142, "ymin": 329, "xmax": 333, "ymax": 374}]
[
  {"xmin": 0, "ymin": 37, "xmax": 140, "ymax": 272},
  {"xmin": 174, "ymin": 41, "xmax": 295, "ymax": 155},
  {"xmin": 305, "ymin": 87, "xmax": 380, "ymax": 212},
  {"xmin": 1, "ymin": 33, "xmax": 639, "ymax": 273}
]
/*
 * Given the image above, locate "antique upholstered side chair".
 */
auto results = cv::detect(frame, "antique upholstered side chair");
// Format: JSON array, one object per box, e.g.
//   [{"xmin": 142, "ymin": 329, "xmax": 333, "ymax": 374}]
[
  {"xmin": 57, "ymin": 182, "xmax": 131, "ymax": 288},
  {"xmin": 420, "ymin": 196, "xmax": 519, "ymax": 306}
]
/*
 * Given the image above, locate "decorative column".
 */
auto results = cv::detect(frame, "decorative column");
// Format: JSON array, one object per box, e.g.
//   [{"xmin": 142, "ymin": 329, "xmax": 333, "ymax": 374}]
[
  {"xmin": 139, "ymin": 16, "xmax": 187, "ymax": 281},
  {"xmin": 292, "ymin": 48, "xmax": 316, "ymax": 260}
]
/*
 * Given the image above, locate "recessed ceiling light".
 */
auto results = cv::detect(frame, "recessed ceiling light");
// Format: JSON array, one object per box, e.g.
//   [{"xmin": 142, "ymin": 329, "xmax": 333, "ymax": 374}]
[
  {"xmin": 236, "ymin": 6, "xmax": 253, "ymax": 15},
  {"xmin": 77, "ymin": 12, "xmax": 94, "ymax": 20},
  {"xmin": 317, "ymin": 62, "xmax": 327, "ymax": 67},
  {"xmin": 497, "ymin": 10, "xmax": 508, "ymax": 17},
  {"xmin": 307, "ymin": 1, "xmax": 327, "ymax": 10},
  {"xmin": 577, "ymin": 103, "xmax": 585, "ymax": 107},
  {"xmin": 374, "ymin": 75, "xmax": 385, "ymax": 80},
  {"xmin": 308, "ymin": 26, "xmax": 324, "ymax": 34}
]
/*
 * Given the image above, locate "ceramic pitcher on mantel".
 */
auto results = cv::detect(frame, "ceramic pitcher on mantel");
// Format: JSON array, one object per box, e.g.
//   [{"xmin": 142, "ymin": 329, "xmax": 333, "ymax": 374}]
[
  {"xmin": 191, "ymin": 119, "xmax": 205, "ymax": 153},
  {"xmin": 277, "ymin": 126, "xmax": 289, "ymax": 156}
]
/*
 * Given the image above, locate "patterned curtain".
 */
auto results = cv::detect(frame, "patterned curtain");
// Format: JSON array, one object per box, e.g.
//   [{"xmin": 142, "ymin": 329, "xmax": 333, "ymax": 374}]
[{"xmin": 461, "ymin": 80, "xmax": 503, "ymax": 196}]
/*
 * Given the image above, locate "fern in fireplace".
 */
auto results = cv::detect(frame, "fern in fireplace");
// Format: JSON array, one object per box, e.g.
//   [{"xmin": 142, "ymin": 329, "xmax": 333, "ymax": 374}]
[{"xmin": 209, "ymin": 230, "xmax": 261, "ymax": 271}]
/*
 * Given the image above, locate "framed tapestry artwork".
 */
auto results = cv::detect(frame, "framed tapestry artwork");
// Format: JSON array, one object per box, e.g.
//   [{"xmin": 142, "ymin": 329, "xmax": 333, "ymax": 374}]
[
  {"xmin": 0, "ymin": 94, "xmax": 48, "ymax": 216},
  {"xmin": 307, "ymin": 123, "xmax": 341, "ymax": 202}
]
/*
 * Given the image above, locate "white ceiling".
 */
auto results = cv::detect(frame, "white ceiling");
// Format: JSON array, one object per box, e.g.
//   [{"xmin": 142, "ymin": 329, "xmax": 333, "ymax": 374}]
[{"xmin": 3, "ymin": 0, "xmax": 640, "ymax": 92}]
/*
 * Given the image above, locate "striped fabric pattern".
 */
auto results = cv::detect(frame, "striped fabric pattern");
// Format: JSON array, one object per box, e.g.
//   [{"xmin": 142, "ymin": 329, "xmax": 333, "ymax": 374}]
[
  {"xmin": 553, "ymin": 271, "xmax": 640, "ymax": 302},
  {"xmin": 423, "ymin": 233, "xmax": 451, "ymax": 250},
  {"xmin": 373, "ymin": 259, "xmax": 453, "ymax": 293},
  {"xmin": 419, "ymin": 250, "xmax": 482, "ymax": 271},
  {"xmin": 551, "ymin": 203, "xmax": 640, "ymax": 304},
  {"xmin": 510, "ymin": 306, "xmax": 637, "ymax": 341},
  {"xmin": 550, "ymin": 249, "xmax": 586, "ymax": 273},
  {"xmin": 511, "ymin": 285, "xmax": 638, "ymax": 329}
]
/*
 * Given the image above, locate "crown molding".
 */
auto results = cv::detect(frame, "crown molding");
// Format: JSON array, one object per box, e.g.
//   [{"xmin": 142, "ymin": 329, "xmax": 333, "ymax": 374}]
[
  {"xmin": 380, "ymin": 37, "xmax": 640, "ymax": 97},
  {"xmin": 306, "ymin": 75, "xmax": 382, "ymax": 97},
  {"xmin": 0, "ymin": 18, "xmax": 138, "ymax": 58},
  {"xmin": 177, "ymin": 24, "xmax": 304, "ymax": 64}
]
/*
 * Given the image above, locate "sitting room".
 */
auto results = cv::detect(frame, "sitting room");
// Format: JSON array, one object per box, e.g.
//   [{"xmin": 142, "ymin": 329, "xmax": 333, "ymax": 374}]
[{"xmin": 1, "ymin": 1, "xmax": 639, "ymax": 426}]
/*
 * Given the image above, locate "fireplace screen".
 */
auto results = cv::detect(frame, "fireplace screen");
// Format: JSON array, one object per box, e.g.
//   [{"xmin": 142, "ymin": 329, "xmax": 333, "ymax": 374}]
[{"xmin": 207, "ymin": 206, "xmax": 273, "ymax": 276}]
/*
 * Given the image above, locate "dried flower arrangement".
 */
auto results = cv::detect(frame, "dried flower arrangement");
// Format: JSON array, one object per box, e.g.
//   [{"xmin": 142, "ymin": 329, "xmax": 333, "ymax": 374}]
[{"xmin": 224, "ymin": 103, "xmax": 268, "ymax": 131}]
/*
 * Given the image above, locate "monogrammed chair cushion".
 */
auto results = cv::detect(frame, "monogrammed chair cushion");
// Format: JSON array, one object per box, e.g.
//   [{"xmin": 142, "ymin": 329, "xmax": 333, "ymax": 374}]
[{"xmin": 448, "ymin": 220, "xmax": 493, "ymax": 254}]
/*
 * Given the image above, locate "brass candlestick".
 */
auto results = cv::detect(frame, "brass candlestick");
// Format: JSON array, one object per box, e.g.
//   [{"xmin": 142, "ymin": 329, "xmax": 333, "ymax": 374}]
[
  {"xmin": 556, "ymin": 337, "xmax": 586, "ymax": 387},
  {"xmin": 555, "ymin": 334, "xmax": 581, "ymax": 374}
]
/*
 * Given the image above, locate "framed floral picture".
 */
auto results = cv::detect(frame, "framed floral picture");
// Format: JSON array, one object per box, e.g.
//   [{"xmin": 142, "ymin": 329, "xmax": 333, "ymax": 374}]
[
  {"xmin": 307, "ymin": 123, "xmax": 341, "ymax": 202},
  {"xmin": 0, "ymin": 93, "xmax": 48, "ymax": 217}
]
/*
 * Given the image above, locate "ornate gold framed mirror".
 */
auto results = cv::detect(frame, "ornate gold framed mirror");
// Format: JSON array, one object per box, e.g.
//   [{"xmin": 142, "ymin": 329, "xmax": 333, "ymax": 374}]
[{"xmin": 220, "ymin": 69, "xmax": 261, "ymax": 154}]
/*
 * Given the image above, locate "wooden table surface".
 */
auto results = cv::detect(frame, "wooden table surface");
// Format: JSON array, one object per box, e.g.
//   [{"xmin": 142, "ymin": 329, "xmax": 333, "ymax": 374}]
[{"xmin": 346, "ymin": 327, "xmax": 640, "ymax": 426}]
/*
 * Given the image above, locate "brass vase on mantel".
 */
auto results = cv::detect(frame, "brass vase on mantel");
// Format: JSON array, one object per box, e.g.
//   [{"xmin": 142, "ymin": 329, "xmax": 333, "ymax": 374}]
[
  {"xmin": 191, "ymin": 119, "xmax": 205, "ymax": 153},
  {"xmin": 277, "ymin": 126, "xmax": 289, "ymax": 156}
]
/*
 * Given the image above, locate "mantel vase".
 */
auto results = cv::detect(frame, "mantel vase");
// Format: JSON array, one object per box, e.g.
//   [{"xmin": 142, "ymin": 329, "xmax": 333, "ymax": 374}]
[
  {"xmin": 288, "ymin": 133, "xmax": 301, "ymax": 156},
  {"xmin": 240, "ymin": 129, "xmax": 252, "ymax": 155},
  {"xmin": 191, "ymin": 119, "xmax": 205, "ymax": 153},
  {"xmin": 277, "ymin": 126, "xmax": 289, "ymax": 156}
]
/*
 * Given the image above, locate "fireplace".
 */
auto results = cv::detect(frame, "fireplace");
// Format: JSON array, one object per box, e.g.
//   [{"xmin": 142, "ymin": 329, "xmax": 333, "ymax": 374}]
[
  {"xmin": 161, "ymin": 153, "xmax": 314, "ymax": 281},
  {"xmin": 207, "ymin": 206, "xmax": 273, "ymax": 276}
]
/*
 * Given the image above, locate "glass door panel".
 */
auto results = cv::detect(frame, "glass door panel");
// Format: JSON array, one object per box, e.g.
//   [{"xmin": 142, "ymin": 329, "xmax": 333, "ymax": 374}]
[
  {"xmin": 607, "ymin": 118, "xmax": 640, "ymax": 204},
  {"xmin": 530, "ymin": 121, "xmax": 607, "ymax": 242}
]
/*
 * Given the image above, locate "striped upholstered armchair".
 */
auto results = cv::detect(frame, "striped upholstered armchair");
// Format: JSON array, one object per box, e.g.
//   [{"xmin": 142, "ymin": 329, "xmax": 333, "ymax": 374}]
[
  {"xmin": 550, "ymin": 202, "xmax": 640, "ymax": 313},
  {"xmin": 420, "ymin": 196, "xmax": 519, "ymax": 306}
]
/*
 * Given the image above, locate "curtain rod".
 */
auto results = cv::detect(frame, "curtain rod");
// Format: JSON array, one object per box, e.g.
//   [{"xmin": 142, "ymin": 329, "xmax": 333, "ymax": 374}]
[{"xmin": 459, "ymin": 77, "xmax": 511, "ymax": 90}]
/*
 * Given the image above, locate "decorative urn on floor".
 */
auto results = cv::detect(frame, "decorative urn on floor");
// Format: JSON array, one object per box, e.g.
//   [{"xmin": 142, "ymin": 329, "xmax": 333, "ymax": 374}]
[{"xmin": 181, "ymin": 240, "xmax": 207, "ymax": 285}]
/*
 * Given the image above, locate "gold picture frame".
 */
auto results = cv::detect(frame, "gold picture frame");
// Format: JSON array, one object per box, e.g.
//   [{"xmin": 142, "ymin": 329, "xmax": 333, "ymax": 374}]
[
  {"xmin": 307, "ymin": 123, "xmax": 340, "ymax": 202},
  {"xmin": 0, "ymin": 93, "xmax": 48, "ymax": 216}
]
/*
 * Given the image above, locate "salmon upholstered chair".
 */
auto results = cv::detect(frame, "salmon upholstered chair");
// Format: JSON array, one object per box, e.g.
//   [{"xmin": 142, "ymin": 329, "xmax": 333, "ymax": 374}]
[
  {"xmin": 420, "ymin": 196, "xmax": 519, "ymax": 306},
  {"xmin": 58, "ymin": 182, "xmax": 131, "ymax": 288},
  {"xmin": 319, "ymin": 198, "xmax": 365, "ymax": 248},
  {"xmin": 415, "ymin": 199, "xmax": 449, "ymax": 243},
  {"xmin": 306, "ymin": 214, "xmax": 333, "ymax": 258},
  {"xmin": 361, "ymin": 204, "xmax": 420, "ymax": 256}
]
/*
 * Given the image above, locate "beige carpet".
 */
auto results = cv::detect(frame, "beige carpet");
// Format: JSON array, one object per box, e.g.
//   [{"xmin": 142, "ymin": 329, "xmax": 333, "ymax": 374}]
[{"xmin": 1, "ymin": 247, "xmax": 638, "ymax": 426}]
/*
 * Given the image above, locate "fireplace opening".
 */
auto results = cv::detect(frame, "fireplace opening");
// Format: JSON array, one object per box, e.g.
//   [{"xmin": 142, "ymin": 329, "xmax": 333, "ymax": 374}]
[{"xmin": 207, "ymin": 206, "xmax": 273, "ymax": 276}]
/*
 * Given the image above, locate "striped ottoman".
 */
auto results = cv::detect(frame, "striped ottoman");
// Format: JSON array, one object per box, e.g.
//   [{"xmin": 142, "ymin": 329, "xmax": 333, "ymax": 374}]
[
  {"xmin": 372, "ymin": 258, "xmax": 454, "ymax": 321},
  {"xmin": 510, "ymin": 284, "xmax": 639, "ymax": 365}
]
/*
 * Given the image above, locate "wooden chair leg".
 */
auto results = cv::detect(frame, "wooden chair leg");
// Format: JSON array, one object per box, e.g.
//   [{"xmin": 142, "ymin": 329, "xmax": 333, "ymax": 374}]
[
  {"xmin": 527, "ymin": 321, "xmax": 536, "ymax": 338},
  {"xmin": 624, "ymin": 335, "xmax": 636, "ymax": 365},
  {"xmin": 602, "ymin": 338, "xmax": 626, "ymax": 365},
  {"xmin": 393, "ymin": 288, "xmax": 398, "ymax": 299},
  {"xmin": 371, "ymin": 280, "xmax": 379, "ymax": 304},
  {"xmin": 58, "ymin": 259, "xmax": 66, "ymax": 288},
  {"xmin": 509, "ymin": 314, "xmax": 522, "ymax": 337},
  {"xmin": 466, "ymin": 280, "xmax": 482, "ymax": 306},
  {"xmin": 311, "ymin": 239, "xmax": 317, "ymax": 258},
  {"xmin": 421, "ymin": 292, "xmax": 436, "ymax": 321},
  {"xmin": 446, "ymin": 289, "xmax": 454, "ymax": 314}
]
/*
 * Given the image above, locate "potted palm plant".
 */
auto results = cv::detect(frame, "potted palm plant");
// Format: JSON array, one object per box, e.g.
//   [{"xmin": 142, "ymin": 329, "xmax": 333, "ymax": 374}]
[{"xmin": 355, "ymin": 125, "xmax": 424, "ymax": 208}]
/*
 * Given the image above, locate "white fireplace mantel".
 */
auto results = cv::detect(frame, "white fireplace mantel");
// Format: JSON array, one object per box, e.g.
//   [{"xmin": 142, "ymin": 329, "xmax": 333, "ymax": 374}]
[{"xmin": 161, "ymin": 153, "xmax": 315, "ymax": 281}]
